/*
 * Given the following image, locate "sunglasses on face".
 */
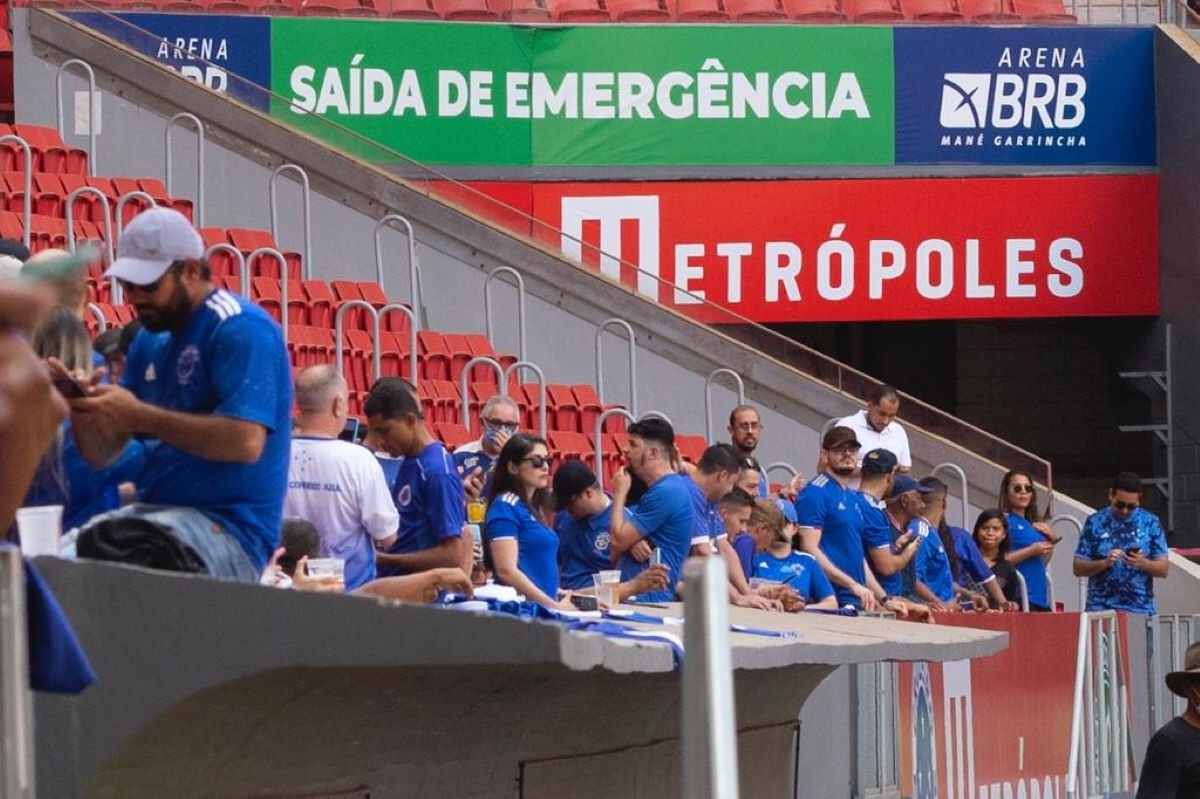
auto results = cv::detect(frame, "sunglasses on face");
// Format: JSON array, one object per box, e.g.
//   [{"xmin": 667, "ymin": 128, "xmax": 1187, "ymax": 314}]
[
  {"xmin": 1010, "ymin": 484, "xmax": 1034, "ymax": 494},
  {"xmin": 1113, "ymin": 500, "xmax": 1139, "ymax": 512},
  {"xmin": 522, "ymin": 455, "xmax": 552, "ymax": 469}
]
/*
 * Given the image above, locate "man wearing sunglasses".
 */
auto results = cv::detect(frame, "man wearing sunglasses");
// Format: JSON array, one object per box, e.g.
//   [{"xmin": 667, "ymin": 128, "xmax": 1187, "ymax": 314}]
[
  {"xmin": 56, "ymin": 208, "xmax": 292, "ymax": 583},
  {"xmin": 1073, "ymin": 471, "xmax": 1170, "ymax": 614}
]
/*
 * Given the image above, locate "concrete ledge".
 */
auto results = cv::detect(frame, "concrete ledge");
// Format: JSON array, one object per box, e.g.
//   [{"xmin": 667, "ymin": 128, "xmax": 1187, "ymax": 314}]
[{"xmin": 33, "ymin": 558, "xmax": 1004, "ymax": 797}]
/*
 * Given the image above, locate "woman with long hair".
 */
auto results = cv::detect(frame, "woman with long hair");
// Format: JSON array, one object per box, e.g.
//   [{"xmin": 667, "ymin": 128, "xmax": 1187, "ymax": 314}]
[
  {"xmin": 484, "ymin": 433, "xmax": 573, "ymax": 610},
  {"xmin": 972, "ymin": 509, "xmax": 1024, "ymax": 608},
  {"xmin": 747, "ymin": 498, "xmax": 837, "ymax": 610},
  {"xmin": 997, "ymin": 470, "xmax": 1058, "ymax": 611}
]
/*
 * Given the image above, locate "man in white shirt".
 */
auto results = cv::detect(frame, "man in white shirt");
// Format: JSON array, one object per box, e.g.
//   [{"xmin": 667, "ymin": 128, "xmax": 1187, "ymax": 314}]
[
  {"xmin": 834, "ymin": 385, "xmax": 912, "ymax": 473},
  {"xmin": 284, "ymin": 365, "xmax": 398, "ymax": 590}
]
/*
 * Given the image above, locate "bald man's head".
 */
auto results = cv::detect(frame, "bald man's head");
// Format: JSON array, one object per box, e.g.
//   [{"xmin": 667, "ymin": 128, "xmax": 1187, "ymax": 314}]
[{"xmin": 295, "ymin": 365, "xmax": 348, "ymax": 416}]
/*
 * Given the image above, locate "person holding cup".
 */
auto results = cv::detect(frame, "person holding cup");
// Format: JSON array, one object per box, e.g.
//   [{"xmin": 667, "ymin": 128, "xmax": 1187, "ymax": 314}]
[{"xmin": 484, "ymin": 433, "xmax": 575, "ymax": 611}]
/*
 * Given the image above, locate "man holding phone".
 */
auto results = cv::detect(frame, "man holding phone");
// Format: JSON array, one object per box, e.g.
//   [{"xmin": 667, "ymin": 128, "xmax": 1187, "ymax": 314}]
[{"xmin": 1073, "ymin": 471, "xmax": 1170, "ymax": 614}]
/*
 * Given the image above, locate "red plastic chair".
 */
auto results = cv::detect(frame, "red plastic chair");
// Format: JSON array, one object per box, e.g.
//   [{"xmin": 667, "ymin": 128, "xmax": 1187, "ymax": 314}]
[
  {"xmin": 488, "ymin": 0, "xmax": 549, "ymax": 19},
  {"xmin": 546, "ymin": 384, "xmax": 580, "ymax": 433},
  {"xmin": 900, "ymin": 0, "xmax": 961, "ymax": 19},
  {"xmin": 675, "ymin": 435, "xmax": 708, "ymax": 465},
  {"xmin": 606, "ymin": 0, "xmax": 670, "ymax": 19},
  {"xmin": 570, "ymin": 384, "xmax": 603, "ymax": 437},
  {"xmin": 302, "ymin": 0, "xmax": 379, "ymax": 14},
  {"xmin": 441, "ymin": 333, "xmax": 475, "ymax": 382},
  {"xmin": 674, "ymin": 0, "xmax": 730, "ymax": 20},
  {"xmin": 844, "ymin": 0, "xmax": 902, "ymax": 19},
  {"xmin": 417, "ymin": 330, "xmax": 451, "ymax": 381},
  {"xmin": 431, "ymin": 380, "xmax": 463, "ymax": 424},
  {"xmin": 345, "ymin": 328, "xmax": 376, "ymax": 394},
  {"xmin": 436, "ymin": 422, "xmax": 475, "ymax": 451},
  {"xmin": 433, "ymin": 0, "xmax": 497, "ymax": 16},
  {"xmin": 466, "ymin": 381, "xmax": 500, "ymax": 420},
  {"xmin": 464, "ymin": 333, "xmax": 515, "ymax": 376},
  {"xmin": 385, "ymin": 0, "xmax": 441, "ymax": 16},
  {"xmin": 958, "ymin": 0, "xmax": 1018, "ymax": 19},
  {"xmin": 724, "ymin": 0, "xmax": 786, "ymax": 19},
  {"xmin": 1011, "ymin": 0, "xmax": 1074, "ymax": 20},
  {"xmin": 547, "ymin": 0, "xmax": 609, "ymax": 20},
  {"xmin": 781, "ymin": 0, "xmax": 844, "ymax": 19},
  {"xmin": 302, "ymin": 279, "xmax": 335, "ymax": 328}
]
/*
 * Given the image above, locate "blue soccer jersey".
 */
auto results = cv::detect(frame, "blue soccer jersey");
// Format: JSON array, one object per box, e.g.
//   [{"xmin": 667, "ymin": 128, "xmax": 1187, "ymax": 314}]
[
  {"xmin": 752, "ymin": 550, "xmax": 835, "ymax": 604},
  {"xmin": 121, "ymin": 289, "xmax": 292, "ymax": 571},
  {"xmin": 911, "ymin": 519, "xmax": 955, "ymax": 603},
  {"xmin": 950, "ymin": 526, "xmax": 996, "ymax": 589},
  {"xmin": 1075, "ymin": 506, "xmax": 1168, "ymax": 614},
  {"xmin": 454, "ymin": 446, "xmax": 496, "ymax": 495},
  {"xmin": 486, "ymin": 491, "xmax": 560, "ymax": 600},
  {"xmin": 380, "ymin": 441, "xmax": 465, "ymax": 576},
  {"xmin": 853, "ymin": 491, "xmax": 899, "ymax": 596},
  {"xmin": 619, "ymin": 472, "xmax": 692, "ymax": 602},
  {"xmin": 556, "ymin": 501, "xmax": 631, "ymax": 591},
  {"xmin": 1006, "ymin": 513, "xmax": 1050, "ymax": 609},
  {"xmin": 685, "ymin": 477, "xmax": 722, "ymax": 547},
  {"xmin": 795, "ymin": 473, "xmax": 870, "ymax": 607}
]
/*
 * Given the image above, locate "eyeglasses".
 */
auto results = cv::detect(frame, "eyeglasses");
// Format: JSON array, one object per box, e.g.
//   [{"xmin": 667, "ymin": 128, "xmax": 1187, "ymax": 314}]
[
  {"xmin": 484, "ymin": 417, "xmax": 520, "ymax": 432},
  {"xmin": 118, "ymin": 276, "xmax": 164, "ymax": 294},
  {"xmin": 734, "ymin": 422, "xmax": 762, "ymax": 432},
  {"xmin": 1010, "ymin": 484, "xmax": 1034, "ymax": 494},
  {"xmin": 522, "ymin": 455, "xmax": 552, "ymax": 469},
  {"xmin": 829, "ymin": 444, "xmax": 861, "ymax": 454},
  {"xmin": 1113, "ymin": 500, "xmax": 1139, "ymax": 511}
]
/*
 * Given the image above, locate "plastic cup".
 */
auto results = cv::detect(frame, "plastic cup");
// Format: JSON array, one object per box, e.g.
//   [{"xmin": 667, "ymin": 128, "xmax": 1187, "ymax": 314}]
[
  {"xmin": 306, "ymin": 558, "xmax": 345, "ymax": 581},
  {"xmin": 749, "ymin": 577, "xmax": 768, "ymax": 591},
  {"xmin": 594, "ymin": 569, "xmax": 621, "ymax": 607},
  {"xmin": 16, "ymin": 505, "xmax": 63, "ymax": 557}
]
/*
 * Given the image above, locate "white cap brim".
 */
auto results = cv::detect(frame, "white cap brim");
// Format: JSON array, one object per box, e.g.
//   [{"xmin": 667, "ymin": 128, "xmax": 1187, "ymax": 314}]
[{"xmin": 104, "ymin": 255, "xmax": 175, "ymax": 285}]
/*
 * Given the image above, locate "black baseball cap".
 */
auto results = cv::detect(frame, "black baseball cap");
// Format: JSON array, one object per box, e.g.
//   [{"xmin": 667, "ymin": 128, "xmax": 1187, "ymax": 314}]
[
  {"xmin": 553, "ymin": 460, "xmax": 599, "ymax": 511},
  {"xmin": 822, "ymin": 425, "xmax": 861, "ymax": 451},
  {"xmin": 861, "ymin": 448, "xmax": 898, "ymax": 475}
]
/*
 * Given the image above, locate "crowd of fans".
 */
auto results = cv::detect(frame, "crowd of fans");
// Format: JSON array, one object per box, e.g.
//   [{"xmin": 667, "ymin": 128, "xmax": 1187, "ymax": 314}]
[{"xmin": 0, "ymin": 208, "xmax": 1173, "ymax": 622}]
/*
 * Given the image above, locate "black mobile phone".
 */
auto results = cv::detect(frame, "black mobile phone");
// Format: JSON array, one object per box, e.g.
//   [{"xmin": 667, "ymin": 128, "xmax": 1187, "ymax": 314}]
[
  {"xmin": 339, "ymin": 418, "xmax": 361, "ymax": 442},
  {"xmin": 52, "ymin": 375, "xmax": 88, "ymax": 399},
  {"xmin": 1128, "ymin": 547, "xmax": 1142, "ymax": 555},
  {"xmin": 570, "ymin": 594, "xmax": 598, "ymax": 612}
]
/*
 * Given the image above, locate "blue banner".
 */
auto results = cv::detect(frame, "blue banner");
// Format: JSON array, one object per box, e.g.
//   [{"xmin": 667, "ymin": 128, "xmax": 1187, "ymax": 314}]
[
  {"xmin": 66, "ymin": 13, "xmax": 271, "ymax": 111},
  {"xmin": 894, "ymin": 27, "xmax": 1155, "ymax": 166}
]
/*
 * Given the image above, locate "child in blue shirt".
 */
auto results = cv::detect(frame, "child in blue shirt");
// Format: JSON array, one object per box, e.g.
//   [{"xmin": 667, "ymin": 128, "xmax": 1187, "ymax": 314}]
[{"xmin": 749, "ymin": 498, "xmax": 837, "ymax": 610}]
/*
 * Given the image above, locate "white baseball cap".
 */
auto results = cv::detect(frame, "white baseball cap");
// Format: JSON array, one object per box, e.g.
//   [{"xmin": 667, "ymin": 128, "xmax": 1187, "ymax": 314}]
[{"xmin": 105, "ymin": 207, "xmax": 204, "ymax": 285}]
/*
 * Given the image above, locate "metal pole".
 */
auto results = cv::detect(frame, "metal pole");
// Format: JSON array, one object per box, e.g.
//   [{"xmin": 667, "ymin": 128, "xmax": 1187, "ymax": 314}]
[
  {"xmin": 503, "ymin": 361, "xmax": 546, "ymax": 439},
  {"xmin": 64, "ymin": 186, "xmax": 114, "ymax": 266},
  {"xmin": 55, "ymin": 58, "xmax": 97, "ymax": 175},
  {"xmin": 0, "ymin": 136, "xmax": 31, "ymax": 249},
  {"xmin": 594, "ymin": 407, "xmax": 637, "ymax": 486},
  {"xmin": 0, "ymin": 547, "xmax": 34, "ymax": 798},
  {"xmin": 374, "ymin": 215, "xmax": 422, "ymax": 320},
  {"xmin": 931, "ymin": 462, "xmax": 970, "ymax": 531},
  {"xmin": 681, "ymin": 555, "xmax": 740, "ymax": 799},
  {"xmin": 164, "ymin": 112, "xmax": 205, "ymax": 227},
  {"xmin": 641, "ymin": 410, "xmax": 674, "ymax": 428},
  {"xmin": 595, "ymin": 318, "xmax": 637, "ymax": 417},
  {"xmin": 704, "ymin": 368, "xmax": 745, "ymax": 443},
  {"xmin": 458, "ymin": 356, "xmax": 504, "ymax": 432},
  {"xmin": 268, "ymin": 164, "xmax": 312, "ymax": 280},
  {"xmin": 379, "ymin": 303, "xmax": 419, "ymax": 389},
  {"xmin": 334, "ymin": 300, "xmax": 381, "ymax": 382},
  {"xmin": 483, "ymin": 266, "xmax": 527, "ymax": 364},
  {"xmin": 83, "ymin": 302, "xmax": 107, "ymax": 333},
  {"xmin": 247, "ymin": 248, "xmax": 290, "ymax": 348},
  {"xmin": 204, "ymin": 244, "xmax": 248, "ymax": 297}
]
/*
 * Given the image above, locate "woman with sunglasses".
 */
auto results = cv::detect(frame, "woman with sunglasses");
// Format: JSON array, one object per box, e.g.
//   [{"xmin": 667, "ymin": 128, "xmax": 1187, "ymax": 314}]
[
  {"xmin": 998, "ymin": 470, "xmax": 1058, "ymax": 612},
  {"xmin": 484, "ymin": 433, "xmax": 574, "ymax": 611},
  {"xmin": 971, "ymin": 509, "xmax": 1024, "ymax": 608},
  {"xmin": 748, "ymin": 499, "xmax": 838, "ymax": 610}
]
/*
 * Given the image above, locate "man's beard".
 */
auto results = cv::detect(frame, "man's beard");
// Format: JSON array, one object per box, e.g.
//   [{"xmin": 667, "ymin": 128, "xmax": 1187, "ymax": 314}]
[
  {"xmin": 136, "ymin": 284, "xmax": 190, "ymax": 332},
  {"xmin": 831, "ymin": 464, "xmax": 856, "ymax": 478}
]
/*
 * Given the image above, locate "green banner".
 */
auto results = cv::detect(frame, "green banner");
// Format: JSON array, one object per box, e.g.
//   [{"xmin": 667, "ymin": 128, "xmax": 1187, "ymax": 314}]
[{"xmin": 269, "ymin": 20, "xmax": 893, "ymax": 167}]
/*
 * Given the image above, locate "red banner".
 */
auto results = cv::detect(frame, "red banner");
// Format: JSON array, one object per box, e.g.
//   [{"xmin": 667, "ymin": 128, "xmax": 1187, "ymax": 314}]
[
  {"xmin": 438, "ymin": 176, "xmax": 1159, "ymax": 323},
  {"xmin": 897, "ymin": 612, "xmax": 1130, "ymax": 799}
]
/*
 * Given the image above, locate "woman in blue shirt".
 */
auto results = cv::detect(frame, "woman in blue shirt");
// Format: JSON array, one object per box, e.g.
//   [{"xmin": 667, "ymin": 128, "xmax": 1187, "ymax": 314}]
[
  {"xmin": 748, "ymin": 499, "xmax": 837, "ymax": 610},
  {"xmin": 484, "ymin": 434, "xmax": 574, "ymax": 610},
  {"xmin": 998, "ymin": 470, "xmax": 1057, "ymax": 612}
]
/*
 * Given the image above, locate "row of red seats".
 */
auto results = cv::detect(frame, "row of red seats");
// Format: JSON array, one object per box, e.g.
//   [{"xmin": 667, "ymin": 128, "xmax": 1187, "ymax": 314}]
[
  {"xmin": 0, "ymin": 123, "xmax": 88, "ymax": 175},
  {"xmin": 16, "ymin": 0, "xmax": 1074, "ymax": 22},
  {"xmin": 1, "ymin": 172, "xmax": 193, "ymax": 226}
]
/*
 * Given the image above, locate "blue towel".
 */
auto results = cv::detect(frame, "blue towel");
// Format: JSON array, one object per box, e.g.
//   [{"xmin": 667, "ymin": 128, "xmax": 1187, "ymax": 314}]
[{"xmin": 21, "ymin": 553, "xmax": 96, "ymax": 694}]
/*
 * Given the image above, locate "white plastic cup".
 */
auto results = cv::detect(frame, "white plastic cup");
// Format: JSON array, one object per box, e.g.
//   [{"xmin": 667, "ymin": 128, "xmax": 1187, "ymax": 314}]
[
  {"xmin": 16, "ymin": 505, "xmax": 63, "ymax": 557},
  {"xmin": 594, "ymin": 569, "xmax": 621, "ymax": 607},
  {"xmin": 306, "ymin": 558, "xmax": 345, "ymax": 580}
]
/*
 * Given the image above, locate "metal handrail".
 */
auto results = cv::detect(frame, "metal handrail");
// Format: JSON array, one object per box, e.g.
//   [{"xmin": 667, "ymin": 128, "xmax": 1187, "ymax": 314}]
[
  {"xmin": 379, "ymin": 302, "xmax": 418, "ymax": 389},
  {"xmin": 483, "ymin": 266, "xmax": 527, "ymax": 364},
  {"xmin": 204, "ymin": 244, "xmax": 248, "ymax": 297},
  {"xmin": 1067, "ymin": 612, "xmax": 1133, "ymax": 799},
  {"xmin": 595, "ymin": 318, "xmax": 637, "ymax": 417},
  {"xmin": 931, "ymin": 462, "xmax": 970, "ymax": 531},
  {"xmin": 164, "ymin": 112, "xmax": 205, "ymax": 227},
  {"xmin": 55, "ymin": 58, "xmax": 97, "ymax": 175},
  {"xmin": 1050, "ymin": 514, "xmax": 1085, "ymax": 610},
  {"xmin": 268, "ymin": 164, "xmax": 312, "ymax": 280},
  {"xmin": 459, "ymin": 356, "xmax": 504, "ymax": 432},
  {"xmin": 640, "ymin": 410, "xmax": 674, "ymax": 428},
  {"xmin": 503, "ymin": 360, "xmax": 546, "ymax": 439},
  {"xmin": 593, "ymin": 407, "xmax": 637, "ymax": 484},
  {"xmin": 111, "ymin": 191, "xmax": 158, "ymax": 305},
  {"xmin": 64, "ymin": 186, "xmax": 114, "ymax": 266},
  {"xmin": 681, "ymin": 555, "xmax": 740, "ymax": 799},
  {"xmin": 83, "ymin": 302, "xmax": 107, "ymax": 333},
  {"xmin": 0, "ymin": 547, "xmax": 34, "ymax": 798},
  {"xmin": 247, "ymin": 247, "xmax": 290, "ymax": 347},
  {"xmin": 374, "ymin": 215, "xmax": 422, "ymax": 322},
  {"xmin": 0, "ymin": 136, "xmax": 31, "ymax": 249},
  {"xmin": 765, "ymin": 462, "xmax": 799, "ymax": 494},
  {"xmin": 1014, "ymin": 569, "xmax": 1030, "ymax": 613},
  {"xmin": 334, "ymin": 300, "xmax": 381, "ymax": 383},
  {"xmin": 704, "ymin": 367, "xmax": 745, "ymax": 443}
]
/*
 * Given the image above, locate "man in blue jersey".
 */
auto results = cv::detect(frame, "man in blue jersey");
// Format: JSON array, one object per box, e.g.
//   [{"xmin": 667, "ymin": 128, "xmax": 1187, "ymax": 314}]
[
  {"xmin": 364, "ymin": 378, "xmax": 470, "ymax": 577},
  {"xmin": 455, "ymin": 394, "xmax": 520, "ymax": 499},
  {"xmin": 60, "ymin": 208, "xmax": 292, "ymax": 582},
  {"xmin": 609, "ymin": 417, "xmax": 693, "ymax": 602},
  {"xmin": 1074, "ymin": 471, "xmax": 1170, "ymax": 614},
  {"xmin": 920, "ymin": 477, "xmax": 1013, "ymax": 611},
  {"xmin": 856, "ymin": 450, "xmax": 922, "ymax": 601}
]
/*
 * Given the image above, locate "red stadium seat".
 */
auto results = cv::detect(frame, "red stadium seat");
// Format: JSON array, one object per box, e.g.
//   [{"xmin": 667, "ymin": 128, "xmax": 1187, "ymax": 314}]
[
  {"xmin": 301, "ymin": 0, "xmax": 379, "ymax": 14},
  {"xmin": 781, "ymin": 0, "xmax": 844, "ymax": 19},
  {"xmin": 433, "ymin": 0, "xmax": 498, "ymax": 17},
  {"xmin": 675, "ymin": 434, "xmax": 707, "ymax": 465},
  {"xmin": 606, "ymin": 0, "xmax": 671, "ymax": 20},
  {"xmin": 674, "ymin": 0, "xmax": 729, "ymax": 20},
  {"xmin": 430, "ymin": 380, "xmax": 463, "ymax": 424},
  {"xmin": 385, "ymin": 0, "xmax": 441, "ymax": 16},
  {"xmin": 725, "ymin": 0, "xmax": 786, "ymax": 20},
  {"xmin": 547, "ymin": 0, "xmax": 610, "ymax": 20},
  {"xmin": 844, "ymin": 0, "xmax": 902, "ymax": 19},
  {"xmin": 900, "ymin": 0, "xmax": 961, "ymax": 19},
  {"xmin": 548, "ymin": 430, "xmax": 593, "ymax": 464},
  {"xmin": 59, "ymin": 173, "xmax": 106, "ymax": 223},
  {"xmin": 344, "ymin": 328, "xmax": 376, "ymax": 393},
  {"xmin": 466, "ymin": 381, "xmax": 500, "ymax": 419},
  {"xmin": 464, "ymin": 333, "xmax": 515, "ymax": 376},
  {"xmin": 1011, "ymin": 0, "xmax": 1074, "ymax": 19},
  {"xmin": 570, "ymin": 384, "xmax": 603, "ymax": 436},
  {"xmin": 417, "ymin": 330, "xmax": 452, "ymax": 381},
  {"xmin": 489, "ymin": 0, "xmax": 549, "ymax": 19},
  {"xmin": 441, "ymin": 332, "xmax": 475, "ymax": 382},
  {"xmin": 243, "ymin": 0, "xmax": 302, "ymax": 14},
  {"xmin": 958, "ymin": 0, "xmax": 1017, "ymax": 18},
  {"xmin": 546, "ymin": 384, "xmax": 580, "ymax": 433},
  {"xmin": 0, "ymin": 32, "xmax": 13, "ymax": 116},
  {"xmin": 302, "ymin": 279, "xmax": 335, "ymax": 328},
  {"xmin": 435, "ymin": 422, "xmax": 475, "ymax": 451}
]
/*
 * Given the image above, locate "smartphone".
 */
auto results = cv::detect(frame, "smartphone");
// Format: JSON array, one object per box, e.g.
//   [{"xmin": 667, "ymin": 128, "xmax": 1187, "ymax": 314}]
[
  {"xmin": 1128, "ymin": 547, "xmax": 1142, "ymax": 555},
  {"xmin": 570, "ymin": 594, "xmax": 598, "ymax": 611},
  {"xmin": 1050, "ymin": 535, "xmax": 1064, "ymax": 544},
  {"xmin": 52, "ymin": 374, "xmax": 88, "ymax": 399},
  {"xmin": 339, "ymin": 417, "xmax": 361, "ymax": 442}
]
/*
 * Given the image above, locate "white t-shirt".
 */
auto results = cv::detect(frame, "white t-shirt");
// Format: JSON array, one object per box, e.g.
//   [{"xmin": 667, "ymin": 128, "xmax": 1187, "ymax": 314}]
[
  {"xmin": 283, "ymin": 437, "xmax": 400, "ymax": 590},
  {"xmin": 834, "ymin": 409, "xmax": 913, "ymax": 468}
]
